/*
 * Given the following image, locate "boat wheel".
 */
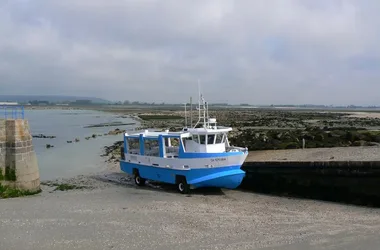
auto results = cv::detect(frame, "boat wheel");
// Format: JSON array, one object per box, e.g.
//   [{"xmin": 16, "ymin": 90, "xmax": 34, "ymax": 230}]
[
  {"xmin": 134, "ymin": 173, "xmax": 146, "ymax": 186},
  {"xmin": 177, "ymin": 179, "xmax": 190, "ymax": 194}
]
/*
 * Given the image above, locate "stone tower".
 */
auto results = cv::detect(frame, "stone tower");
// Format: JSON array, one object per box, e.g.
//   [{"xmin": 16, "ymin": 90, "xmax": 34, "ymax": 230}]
[{"xmin": 0, "ymin": 107, "xmax": 40, "ymax": 193}]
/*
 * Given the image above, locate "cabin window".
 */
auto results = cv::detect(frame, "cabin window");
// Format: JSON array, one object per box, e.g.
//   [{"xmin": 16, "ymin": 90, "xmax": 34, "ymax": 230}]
[
  {"xmin": 170, "ymin": 138, "xmax": 179, "ymax": 147},
  {"xmin": 165, "ymin": 137, "xmax": 179, "ymax": 158},
  {"xmin": 144, "ymin": 139, "xmax": 159, "ymax": 157},
  {"xmin": 199, "ymin": 135, "xmax": 206, "ymax": 144},
  {"xmin": 127, "ymin": 138, "xmax": 140, "ymax": 155},
  {"xmin": 215, "ymin": 133, "xmax": 223, "ymax": 143},
  {"xmin": 192, "ymin": 135, "xmax": 199, "ymax": 143},
  {"xmin": 207, "ymin": 134, "xmax": 215, "ymax": 144}
]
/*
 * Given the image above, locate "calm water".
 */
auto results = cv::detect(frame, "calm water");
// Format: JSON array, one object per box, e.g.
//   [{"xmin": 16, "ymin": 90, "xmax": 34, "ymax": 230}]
[{"xmin": 24, "ymin": 109, "xmax": 138, "ymax": 181}]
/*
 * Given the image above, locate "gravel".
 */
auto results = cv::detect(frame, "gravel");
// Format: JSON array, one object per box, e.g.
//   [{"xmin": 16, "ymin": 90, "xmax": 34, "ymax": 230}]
[{"xmin": 1, "ymin": 163, "xmax": 380, "ymax": 250}]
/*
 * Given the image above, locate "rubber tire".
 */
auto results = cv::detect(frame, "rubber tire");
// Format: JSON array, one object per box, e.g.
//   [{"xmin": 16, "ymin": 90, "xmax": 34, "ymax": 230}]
[
  {"xmin": 134, "ymin": 173, "xmax": 146, "ymax": 186},
  {"xmin": 177, "ymin": 179, "xmax": 190, "ymax": 194}
]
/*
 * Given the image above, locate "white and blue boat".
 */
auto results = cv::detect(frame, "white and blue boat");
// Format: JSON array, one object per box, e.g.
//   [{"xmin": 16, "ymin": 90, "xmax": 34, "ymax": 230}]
[{"xmin": 119, "ymin": 93, "xmax": 248, "ymax": 194}]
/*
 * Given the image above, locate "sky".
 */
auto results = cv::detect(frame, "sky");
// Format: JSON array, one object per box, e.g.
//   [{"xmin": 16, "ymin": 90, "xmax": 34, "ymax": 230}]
[{"xmin": 1, "ymin": 0, "xmax": 380, "ymax": 105}]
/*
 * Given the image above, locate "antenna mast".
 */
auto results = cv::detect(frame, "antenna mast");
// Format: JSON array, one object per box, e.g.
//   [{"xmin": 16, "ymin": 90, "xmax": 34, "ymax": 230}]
[
  {"xmin": 190, "ymin": 96, "xmax": 193, "ymax": 127},
  {"xmin": 193, "ymin": 79, "xmax": 210, "ymax": 129},
  {"xmin": 198, "ymin": 80, "xmax": 201, "ymax": 126},
  {"xmin": 206, "ymin": 101, "xmax": 209, "ymax": 128},
  {"xmin": 184, "ymin": 102, "xmax": 187, "ymax": 127}
]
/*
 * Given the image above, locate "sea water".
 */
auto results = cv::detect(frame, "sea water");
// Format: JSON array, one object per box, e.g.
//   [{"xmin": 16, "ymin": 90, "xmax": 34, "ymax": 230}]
[{"xmin": 24, "ymin": 109, "xmax": 138, "ymax": 181}]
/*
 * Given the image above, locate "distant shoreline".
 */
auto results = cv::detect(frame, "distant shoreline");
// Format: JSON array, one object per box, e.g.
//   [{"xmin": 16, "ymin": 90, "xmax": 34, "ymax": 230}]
[{"xmin": 22, "ymin": 104, "xmax": 380, "ymax": 113}]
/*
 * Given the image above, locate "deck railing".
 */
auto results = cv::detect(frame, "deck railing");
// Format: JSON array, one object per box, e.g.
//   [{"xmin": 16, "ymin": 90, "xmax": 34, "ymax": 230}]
[{"xmin": 0, "ymin": 105, "xmax": 25, "ymax": 119}]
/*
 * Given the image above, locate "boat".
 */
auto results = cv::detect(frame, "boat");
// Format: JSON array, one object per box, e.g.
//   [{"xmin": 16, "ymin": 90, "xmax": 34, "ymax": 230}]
[{"xmin": 119, "ymin": 92, "xmax": 249, "ymax": 194}]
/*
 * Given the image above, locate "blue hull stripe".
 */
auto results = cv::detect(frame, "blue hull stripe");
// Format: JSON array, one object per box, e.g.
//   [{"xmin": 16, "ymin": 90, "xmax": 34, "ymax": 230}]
[{"xmin": 120, "ymin": 161, "xmax": 245, "ymax": 189}]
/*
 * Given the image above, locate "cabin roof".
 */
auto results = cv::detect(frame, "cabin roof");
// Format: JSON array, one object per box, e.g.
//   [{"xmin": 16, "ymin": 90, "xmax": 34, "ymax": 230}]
[
  {"xmin": 125, "ymin": 126, "xmax": 232, "ymax": 139},
  {"xmin": 125, "ymin": 130, "xmax": 191, "ymax": 139},
  {"xmin": 184, "ymin": 126, "xmax": 232, "ymax": 134}
]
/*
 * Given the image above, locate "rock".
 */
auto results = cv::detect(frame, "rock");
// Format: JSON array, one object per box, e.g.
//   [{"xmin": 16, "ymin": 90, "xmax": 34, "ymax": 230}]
[
  {"xmin": 108, "ymin": 128, "xmax": 125, "ymax": 135},
  {"xmin": 33, "ymin": 134, "xmax": 56, "ymax": 139},
  {"xmin": 46, "ymin": 144, "xmax": 53, "ymax": 148},
  {"xmin": 353, "ymin": 141, "xmax": 365, "ymax": 146}
]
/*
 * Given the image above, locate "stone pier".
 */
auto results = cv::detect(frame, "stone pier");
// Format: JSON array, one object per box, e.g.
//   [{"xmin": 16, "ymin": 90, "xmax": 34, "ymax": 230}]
[{"xmin": 0, "ymin": 119, "xmax": 40, "ymax": 192}]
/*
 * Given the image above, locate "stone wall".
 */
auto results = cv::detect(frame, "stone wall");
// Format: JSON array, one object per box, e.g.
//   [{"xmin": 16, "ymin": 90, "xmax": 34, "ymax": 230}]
[{"xmin": 0, "ymin": 119, "xmax": 40, "ymax": 192}]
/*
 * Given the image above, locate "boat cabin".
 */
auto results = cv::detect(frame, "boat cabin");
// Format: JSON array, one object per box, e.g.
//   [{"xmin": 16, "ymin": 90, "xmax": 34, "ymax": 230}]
[
  {"xmin": 124, "ymin": 126, "xmax": 233, "ymax": 159},
  {"xmin": 181, "ymin": 127, "xmax": 232, "ymax": 153},
  {"xmin": 124, "ymin": 94, "xmax": 246, "ymax": 159}
]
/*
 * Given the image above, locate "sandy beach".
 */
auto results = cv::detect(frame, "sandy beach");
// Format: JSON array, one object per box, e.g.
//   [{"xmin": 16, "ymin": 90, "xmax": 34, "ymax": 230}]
[{"xmin": 1, "ymin": 161, "xmax": 380, "ymax": 250}]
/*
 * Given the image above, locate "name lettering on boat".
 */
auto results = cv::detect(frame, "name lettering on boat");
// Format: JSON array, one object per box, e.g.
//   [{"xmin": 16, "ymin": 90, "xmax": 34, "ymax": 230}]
[{"xmin": 210, "ymin": 157, "xmax": 227, "ymax": 162}]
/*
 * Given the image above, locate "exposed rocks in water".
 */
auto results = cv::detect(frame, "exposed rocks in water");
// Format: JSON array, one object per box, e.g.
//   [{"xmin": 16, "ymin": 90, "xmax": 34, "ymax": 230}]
[
  {"xmin": 84, "ymin": 134, "xmax": 103, "ymax": 140},
  {"xmin": 84, "ymin": 122, "xmax": 135, "ymax": 128},
  {"xmin": 33, "ymin": 134, "xmax": 56, "ymax": 139},
  {"xmin": 66, "ymin": 138, "xmax": 80, "ymax": 143},
  {"xmin": 46, "ymin": 144, "xmax": 54, "ymax": 148},
  {"xmin": 102, "ymin": 141, "xmax": 123, "ymax": 162},
  {"xmin": 107, "ymin": 128, "xmax": 126, "ymax": 135}
]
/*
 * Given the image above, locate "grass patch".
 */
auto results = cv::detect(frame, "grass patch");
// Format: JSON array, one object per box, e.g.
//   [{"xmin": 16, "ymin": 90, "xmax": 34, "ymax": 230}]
[
  {"xmin": 138, "ymin": 115, "xmax": 183, "ymax": 121},
  {"xmin": 54, "ymin": 184, "xmax": 83, "ymax": 191},
  {"xmin": 41, "ymin": 181, "xmax": 86, "ymax": 191},
  {"xmin": 5, "ymin": 167, "xmax": 16, "ymax": 181},
  {"xmin": 0, "ymin": 184, "xmax": 41, "ymax": 199}
]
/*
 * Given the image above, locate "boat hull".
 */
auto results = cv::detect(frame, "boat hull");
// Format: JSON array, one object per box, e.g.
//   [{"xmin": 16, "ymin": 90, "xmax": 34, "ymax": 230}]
[{"xmin": 120, "ymin": 161, "xmax": 245, "ymax": 190}]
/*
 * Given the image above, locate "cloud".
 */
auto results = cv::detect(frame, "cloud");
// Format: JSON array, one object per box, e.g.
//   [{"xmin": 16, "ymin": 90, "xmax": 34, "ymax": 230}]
[{"xmin": 0, "ymin": 0, "xmax": 380, "ymax": 105}]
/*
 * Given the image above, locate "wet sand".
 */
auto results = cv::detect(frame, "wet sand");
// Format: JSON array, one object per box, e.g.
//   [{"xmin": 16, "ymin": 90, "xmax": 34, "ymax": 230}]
[
  {"xmin": 1, "ymin": 162, "xmax": 380, "ymax": 250},
  {"xmin": 344, "ymin": 111, "xmax": 380, "ymax": 119}
]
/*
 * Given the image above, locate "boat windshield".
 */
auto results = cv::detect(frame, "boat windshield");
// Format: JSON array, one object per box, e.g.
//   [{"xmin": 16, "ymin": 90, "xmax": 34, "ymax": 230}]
[
  {"xmin": 207, "ymin": 134, "xmax": 215, "ymax": 144},
  {"xmin": 215, "ymin": 133, "xmax": 223, "ymax": 143},
  {"xmin": 199, "ymin": 135, "xmax": 206, "ymax": 144},
  {"xmin": 189, "ymin": 133, "xmax": 227, "ymax": 145}
]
